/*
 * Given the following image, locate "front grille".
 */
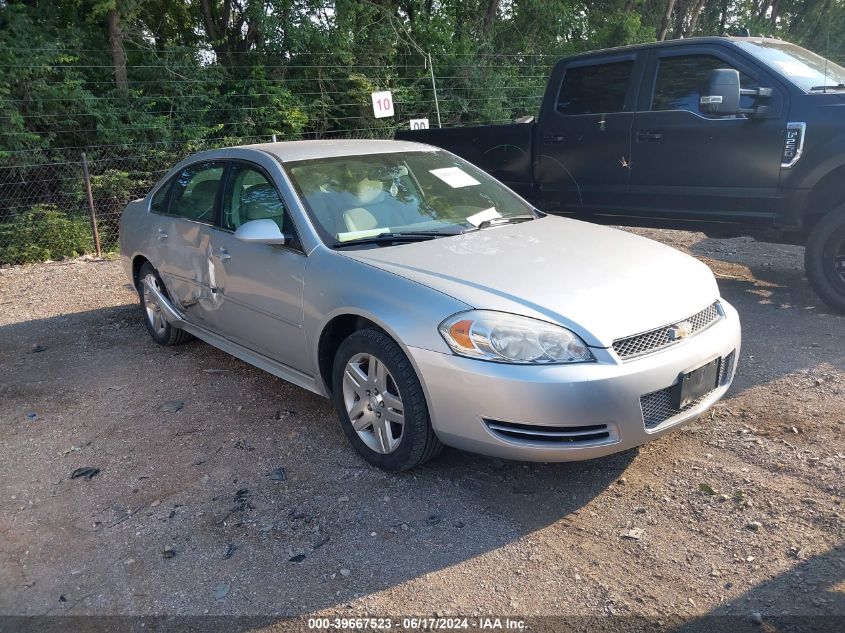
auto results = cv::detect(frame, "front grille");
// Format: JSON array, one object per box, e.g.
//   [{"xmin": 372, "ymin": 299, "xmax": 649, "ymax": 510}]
[
  {"xmin": 484, "ymin": 419, "xmax": 614, "ymax": 445},
  {"xmin": 613, "ymin": 302, "xmax": 722, "ymax": 360},
  {"xmin": 640, "ymin": 351, "xmax": 736, "ymax": 429}
]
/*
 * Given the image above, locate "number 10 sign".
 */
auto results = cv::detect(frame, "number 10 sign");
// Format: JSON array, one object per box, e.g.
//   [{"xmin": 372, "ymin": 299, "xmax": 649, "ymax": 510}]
[{"xmin": 371, "ymin": 91, "xmax": 394, "ymax": 118}]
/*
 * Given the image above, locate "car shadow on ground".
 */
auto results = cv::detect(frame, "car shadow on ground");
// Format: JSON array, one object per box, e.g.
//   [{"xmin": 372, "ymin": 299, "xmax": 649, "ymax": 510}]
[
  {"xmin": 0, "ymin": 304, "xmax": 637, "ymax": 619},
  {"xmin": 675, "ymin": 544, "xmax": 845, "ymax": 632}
]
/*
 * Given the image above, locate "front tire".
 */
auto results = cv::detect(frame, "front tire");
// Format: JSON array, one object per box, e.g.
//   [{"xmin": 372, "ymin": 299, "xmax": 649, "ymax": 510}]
[
  {"xmin": 331, "ymin": 328, "xmax": 443, "ymax": 471},
  {"xmin": 137, "ymin": 262, "xmax": 193, "ymax": 346},
  {"xmin": 805, "ymin": 204, "xmax": 845, "ymax": 314}
]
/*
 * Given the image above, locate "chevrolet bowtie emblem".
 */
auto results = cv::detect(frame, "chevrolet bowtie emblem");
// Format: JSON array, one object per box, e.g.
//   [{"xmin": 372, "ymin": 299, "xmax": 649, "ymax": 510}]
[{"xmin": 668, "ymin": 321, "xmax": 693, "ymax": 341}]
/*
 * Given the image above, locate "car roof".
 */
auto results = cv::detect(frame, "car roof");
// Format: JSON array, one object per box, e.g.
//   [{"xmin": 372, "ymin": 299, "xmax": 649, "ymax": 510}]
[
  {"xmin": 558, "ymin": 36, "xmax": 788, "ymax": 62},
  {"xmin": 239, "ymin": 139, "xmax": 436, "ymax": 162}
]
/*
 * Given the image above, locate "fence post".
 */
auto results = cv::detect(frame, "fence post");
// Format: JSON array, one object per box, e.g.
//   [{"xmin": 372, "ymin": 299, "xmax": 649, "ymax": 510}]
[
  {"xmin": 80, "ymin": 152, "xmax": 102, "ymax": 258},
  {"xmin": 427, "ymin": 53, "xmax": 442, "ymax": 128}
]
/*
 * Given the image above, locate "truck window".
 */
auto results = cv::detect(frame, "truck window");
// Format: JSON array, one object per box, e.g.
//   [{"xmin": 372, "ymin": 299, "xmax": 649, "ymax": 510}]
[
  {"xmin": 556, "ymin": 61, "xmax": 633, "ymax": 116},
  {"xmin": 652, "ymin": 55, "xmax": 760, "ymax": 114}
]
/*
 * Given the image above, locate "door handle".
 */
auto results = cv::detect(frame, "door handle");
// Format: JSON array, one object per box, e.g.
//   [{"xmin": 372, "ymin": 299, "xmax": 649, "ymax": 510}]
[
  {"xmin": 543, "ymin": 134, "xmax": 565, "ymax": 145},
  {"xmin": 211, "ymin": 247, "xmax": 231, "ymax": 261},
  {"xmin": 636, "ymin": 130, "xmax": 664, "ymax": 143},
  {"xmin": 156, "ymin": 228, "xmax": 168, "ymax": 240}
]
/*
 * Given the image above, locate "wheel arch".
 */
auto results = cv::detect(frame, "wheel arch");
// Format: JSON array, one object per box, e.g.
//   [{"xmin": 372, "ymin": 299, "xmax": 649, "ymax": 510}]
[
  {"xmin": 315, "ymin": 309, "xmax": 432, "ymax": 397},
  {"xmin": 317, "ymin": 312, "xmax": 388, "ymax": 395},
  {"xmin": 131, "ymin": 254, "xmax": 151, "ymax": 290},
  {"xmin": 804, "ymin": 165, "xmax": 845, "ymax": 237}
]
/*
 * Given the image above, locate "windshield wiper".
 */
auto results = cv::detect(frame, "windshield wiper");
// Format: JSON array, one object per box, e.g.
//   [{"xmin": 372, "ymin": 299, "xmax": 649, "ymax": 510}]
[
  {"xmin": 332, "ymin": 231, "xmax": 456, "ymax": 248},
  {"xmin": 474, "ymin": 214, "xmax": 537, "ymax": 230},
  {"xmin": 809, "ymin": 83, "xmax": 845, "ymax": 91}
]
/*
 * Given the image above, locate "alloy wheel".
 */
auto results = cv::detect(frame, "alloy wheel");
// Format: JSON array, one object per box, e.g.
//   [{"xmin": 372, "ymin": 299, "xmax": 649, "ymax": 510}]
[
  {"xmin": 341, "ymin": 352, "xmax": 405, "ymax": 454},
  {"xmin": 833, "ymin": 236, "xmax": 845, "ymax": 285},
  {"xmin": 142, "ymin": 273, "xmax": 168, "ymax": 336}
]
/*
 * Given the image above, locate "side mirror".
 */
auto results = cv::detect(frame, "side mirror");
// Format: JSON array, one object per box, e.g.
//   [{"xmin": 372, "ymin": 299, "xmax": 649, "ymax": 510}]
[
  {"xmin": 700, "ymin": 68, "xmax": 741, "ymax": 115},
  {"xmin": 234, "ymin": 218, "xmax": 290, "ymax": 245}
]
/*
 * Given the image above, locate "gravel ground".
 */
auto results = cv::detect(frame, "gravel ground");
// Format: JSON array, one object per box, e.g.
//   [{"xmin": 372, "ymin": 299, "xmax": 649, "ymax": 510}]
[{"xmin": 0, "ymin": 229, "xmax": 843, "ymax": 630}]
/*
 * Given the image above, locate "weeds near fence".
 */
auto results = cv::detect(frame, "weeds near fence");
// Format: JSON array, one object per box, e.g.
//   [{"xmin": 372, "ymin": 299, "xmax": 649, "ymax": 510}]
[{"xmin": 0, "ymin": 54, "xmax": 553, "ymax": 265}]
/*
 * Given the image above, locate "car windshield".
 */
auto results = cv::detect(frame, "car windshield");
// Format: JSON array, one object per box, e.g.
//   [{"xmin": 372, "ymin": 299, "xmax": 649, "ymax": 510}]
[
  {"xmin": 285, "ymin": 150, "xmax": 535, "ymax": 245},
  {"xmin": 736, "ymin": 40, "xmax": 845, "ymax": 91}
]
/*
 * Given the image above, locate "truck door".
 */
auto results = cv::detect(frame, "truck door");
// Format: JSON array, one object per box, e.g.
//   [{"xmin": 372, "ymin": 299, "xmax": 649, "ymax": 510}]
[
  {"xmin": 627, "ymin": 46, "xmax": 788, "ymax": 225},
  {"xmin": 535, "ymin": 54, "xmax": 641, "ymax": 215}
]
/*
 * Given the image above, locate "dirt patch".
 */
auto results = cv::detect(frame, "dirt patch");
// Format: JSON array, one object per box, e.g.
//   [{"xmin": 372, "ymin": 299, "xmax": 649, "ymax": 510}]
[{"xmin": 0, "ymin": 230, "xmax": 843, "ymax": 624}]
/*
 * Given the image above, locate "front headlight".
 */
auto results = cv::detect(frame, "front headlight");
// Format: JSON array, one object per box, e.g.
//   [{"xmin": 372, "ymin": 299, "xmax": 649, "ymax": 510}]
[{"xmin": 438, "ymin": 311, "xmax": 594, "ymax": 364}]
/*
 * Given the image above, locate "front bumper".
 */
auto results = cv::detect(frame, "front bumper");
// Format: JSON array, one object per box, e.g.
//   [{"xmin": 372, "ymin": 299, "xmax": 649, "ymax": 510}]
[{"xmin": 409, "ymin": 300, "xmax": 741, "ymax": 462}]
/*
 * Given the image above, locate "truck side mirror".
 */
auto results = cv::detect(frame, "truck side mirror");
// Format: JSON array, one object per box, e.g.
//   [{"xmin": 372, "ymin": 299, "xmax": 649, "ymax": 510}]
[{"xmin": 700, "ymin": 68, "xmax": 741, "ymax": 116}]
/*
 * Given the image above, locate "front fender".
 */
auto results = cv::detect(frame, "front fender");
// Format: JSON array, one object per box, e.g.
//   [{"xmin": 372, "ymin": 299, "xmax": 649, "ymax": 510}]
[{"xmin": 303, "ymin": 248, "xmax": 470, "ymax": 393}]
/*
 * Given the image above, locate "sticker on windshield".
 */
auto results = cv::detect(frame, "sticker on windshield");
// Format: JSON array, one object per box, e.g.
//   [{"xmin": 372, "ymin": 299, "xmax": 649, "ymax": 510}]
[
  {"xmin": 337, "ymin": 228, "xmax": 388, "ymax": 242},
  {"xmin": 429, "ymin": 167, "xmax": 480, "ymax": 188},
  {"xmin": 466, "ymin": 208, "xmax": 501, "ymax": 227}
]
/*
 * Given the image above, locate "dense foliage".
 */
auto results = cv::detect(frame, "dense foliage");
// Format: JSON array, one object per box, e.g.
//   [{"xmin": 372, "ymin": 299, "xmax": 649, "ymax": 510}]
[
  {"xmin": 0, "ymin": 0, "xmax": 842, "ymax": 262},
  {"xmin": 0, "ymin": 204, "xmax": 93, "ymax": 263},
  {"xmin": 2, "ymin": 0, "xmax": 842, "ymax": 155}
]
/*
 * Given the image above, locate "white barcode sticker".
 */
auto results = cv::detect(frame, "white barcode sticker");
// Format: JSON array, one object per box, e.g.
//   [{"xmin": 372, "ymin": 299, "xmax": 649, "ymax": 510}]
[{"xmin": 429, "ymin": 167, "xmax": 480, "ymax": 188}]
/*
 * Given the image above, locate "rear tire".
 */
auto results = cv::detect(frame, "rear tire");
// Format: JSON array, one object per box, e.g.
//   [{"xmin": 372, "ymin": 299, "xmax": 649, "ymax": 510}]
[
  {"xmin": 331, "ymin": 328, "xmax": 443, "ymax": 471},
  {"xmin": 137, "ymin": 262, "xmax": 193, "ymax": 346},
  {"xmin": 805, "ymin": 204, "xmax": 845, "ymax": 314}
]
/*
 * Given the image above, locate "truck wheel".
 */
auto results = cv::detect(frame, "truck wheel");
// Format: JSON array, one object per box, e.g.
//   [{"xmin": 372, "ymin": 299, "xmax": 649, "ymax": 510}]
[
  {"xmin": 331, "ymin": 328, "xmax": 443, "ymax": 471},
  {"xmin": 805, "ymin": 204, "xmax": 845, "ymax": 314}
]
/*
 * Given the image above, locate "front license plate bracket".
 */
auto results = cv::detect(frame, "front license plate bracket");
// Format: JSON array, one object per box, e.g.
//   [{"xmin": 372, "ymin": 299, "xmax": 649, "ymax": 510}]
[{"xmin": 672, "ymin": 358, "xmax": 720, "ymax": 409}]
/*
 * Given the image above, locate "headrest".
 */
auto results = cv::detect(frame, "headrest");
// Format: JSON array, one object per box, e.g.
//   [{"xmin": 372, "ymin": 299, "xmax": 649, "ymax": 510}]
[
  {"xmin": 242, "ymin": 183, "xmax": 284, "ymax": 220},
  {"xmin": 191, "ymin": 179, "xmax": 218, "ymax": 205}
]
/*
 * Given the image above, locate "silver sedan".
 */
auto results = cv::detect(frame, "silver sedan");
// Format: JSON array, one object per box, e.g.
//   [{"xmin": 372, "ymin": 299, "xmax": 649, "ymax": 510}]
[{"xmin": 120, "ymin": 140, "xmax": 741, "ymax": 471}]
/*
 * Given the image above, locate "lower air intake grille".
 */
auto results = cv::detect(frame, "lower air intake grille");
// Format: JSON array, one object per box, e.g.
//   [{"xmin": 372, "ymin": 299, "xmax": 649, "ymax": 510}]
[
  {"xmin": 484, "ymin": 420, "xmax": 613, "ymax": 445},
  {"xmin": 718, "ymin": 350, "xmax": 736, "ymax": 386},
  {"xmin": 640, "ymin": 351, "xmax": 736, "ymax": 430}
]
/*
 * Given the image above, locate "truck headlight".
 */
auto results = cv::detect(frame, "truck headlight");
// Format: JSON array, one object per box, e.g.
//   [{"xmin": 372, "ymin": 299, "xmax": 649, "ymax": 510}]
[{"xmin": 438, "ymin": 311, "xmax": 594, "ymax": 364}]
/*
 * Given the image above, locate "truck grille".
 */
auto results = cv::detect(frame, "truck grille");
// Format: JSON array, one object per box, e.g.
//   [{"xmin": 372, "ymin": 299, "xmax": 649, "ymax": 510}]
[
  {"xmin": 640, "ymin": 351, "xmax": 736, "ymax": 430},
  {"xmin": 612, "ymin": 302, "xmax": 722, "ymax": 361},
  {"xmin": 483, "ymin": 419, "xmax": 615, "ymax": 445}
]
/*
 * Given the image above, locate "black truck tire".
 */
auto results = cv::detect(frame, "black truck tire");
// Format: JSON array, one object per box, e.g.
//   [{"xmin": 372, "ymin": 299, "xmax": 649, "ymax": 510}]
[{"xmin": 805, "ymin": 204, "xmax": 845, "ymax": 314}]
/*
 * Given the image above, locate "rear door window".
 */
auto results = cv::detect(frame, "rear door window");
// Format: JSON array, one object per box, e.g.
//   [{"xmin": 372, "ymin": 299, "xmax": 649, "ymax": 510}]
[
  {"xmin": 168, "ymin": 162, "xmax": 225, "ymax": 224},
  {"xmin": 556, "ymin": 61, "xmax": 634, "ymax": 115},
  {"xmin": 150, "ymin": 179, "xmax": 173, "ymax": 214}
]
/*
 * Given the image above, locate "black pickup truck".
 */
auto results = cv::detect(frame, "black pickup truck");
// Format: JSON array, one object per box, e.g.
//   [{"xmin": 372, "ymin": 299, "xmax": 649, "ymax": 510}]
[{"xmin": 397, "ymin": 36, "xmax": 845, "ymax": 313}]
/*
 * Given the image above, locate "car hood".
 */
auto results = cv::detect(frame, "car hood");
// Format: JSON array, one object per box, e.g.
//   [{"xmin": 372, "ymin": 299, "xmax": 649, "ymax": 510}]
[{"xmin": 339, "ymin": 216, "xmax": 720, "ymax": 348}]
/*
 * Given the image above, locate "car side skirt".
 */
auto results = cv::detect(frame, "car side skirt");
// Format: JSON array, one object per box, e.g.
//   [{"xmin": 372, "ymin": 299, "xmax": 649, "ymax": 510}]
[{"xmin": 143, "ymin": 278, "xmax": 325, "ymax": 397}]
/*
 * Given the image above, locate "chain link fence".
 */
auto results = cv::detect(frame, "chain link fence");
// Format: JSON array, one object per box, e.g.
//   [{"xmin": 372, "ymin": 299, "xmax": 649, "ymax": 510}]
[{"xmin": 0, "ymin": 54, "xmax": 554, "ymax": 266}]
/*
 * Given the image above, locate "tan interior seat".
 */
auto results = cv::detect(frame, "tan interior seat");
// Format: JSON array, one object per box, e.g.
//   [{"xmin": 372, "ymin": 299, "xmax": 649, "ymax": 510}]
[{"xmin": 343, "ymin": 207, "xmax": 378, "ymax": 232}]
